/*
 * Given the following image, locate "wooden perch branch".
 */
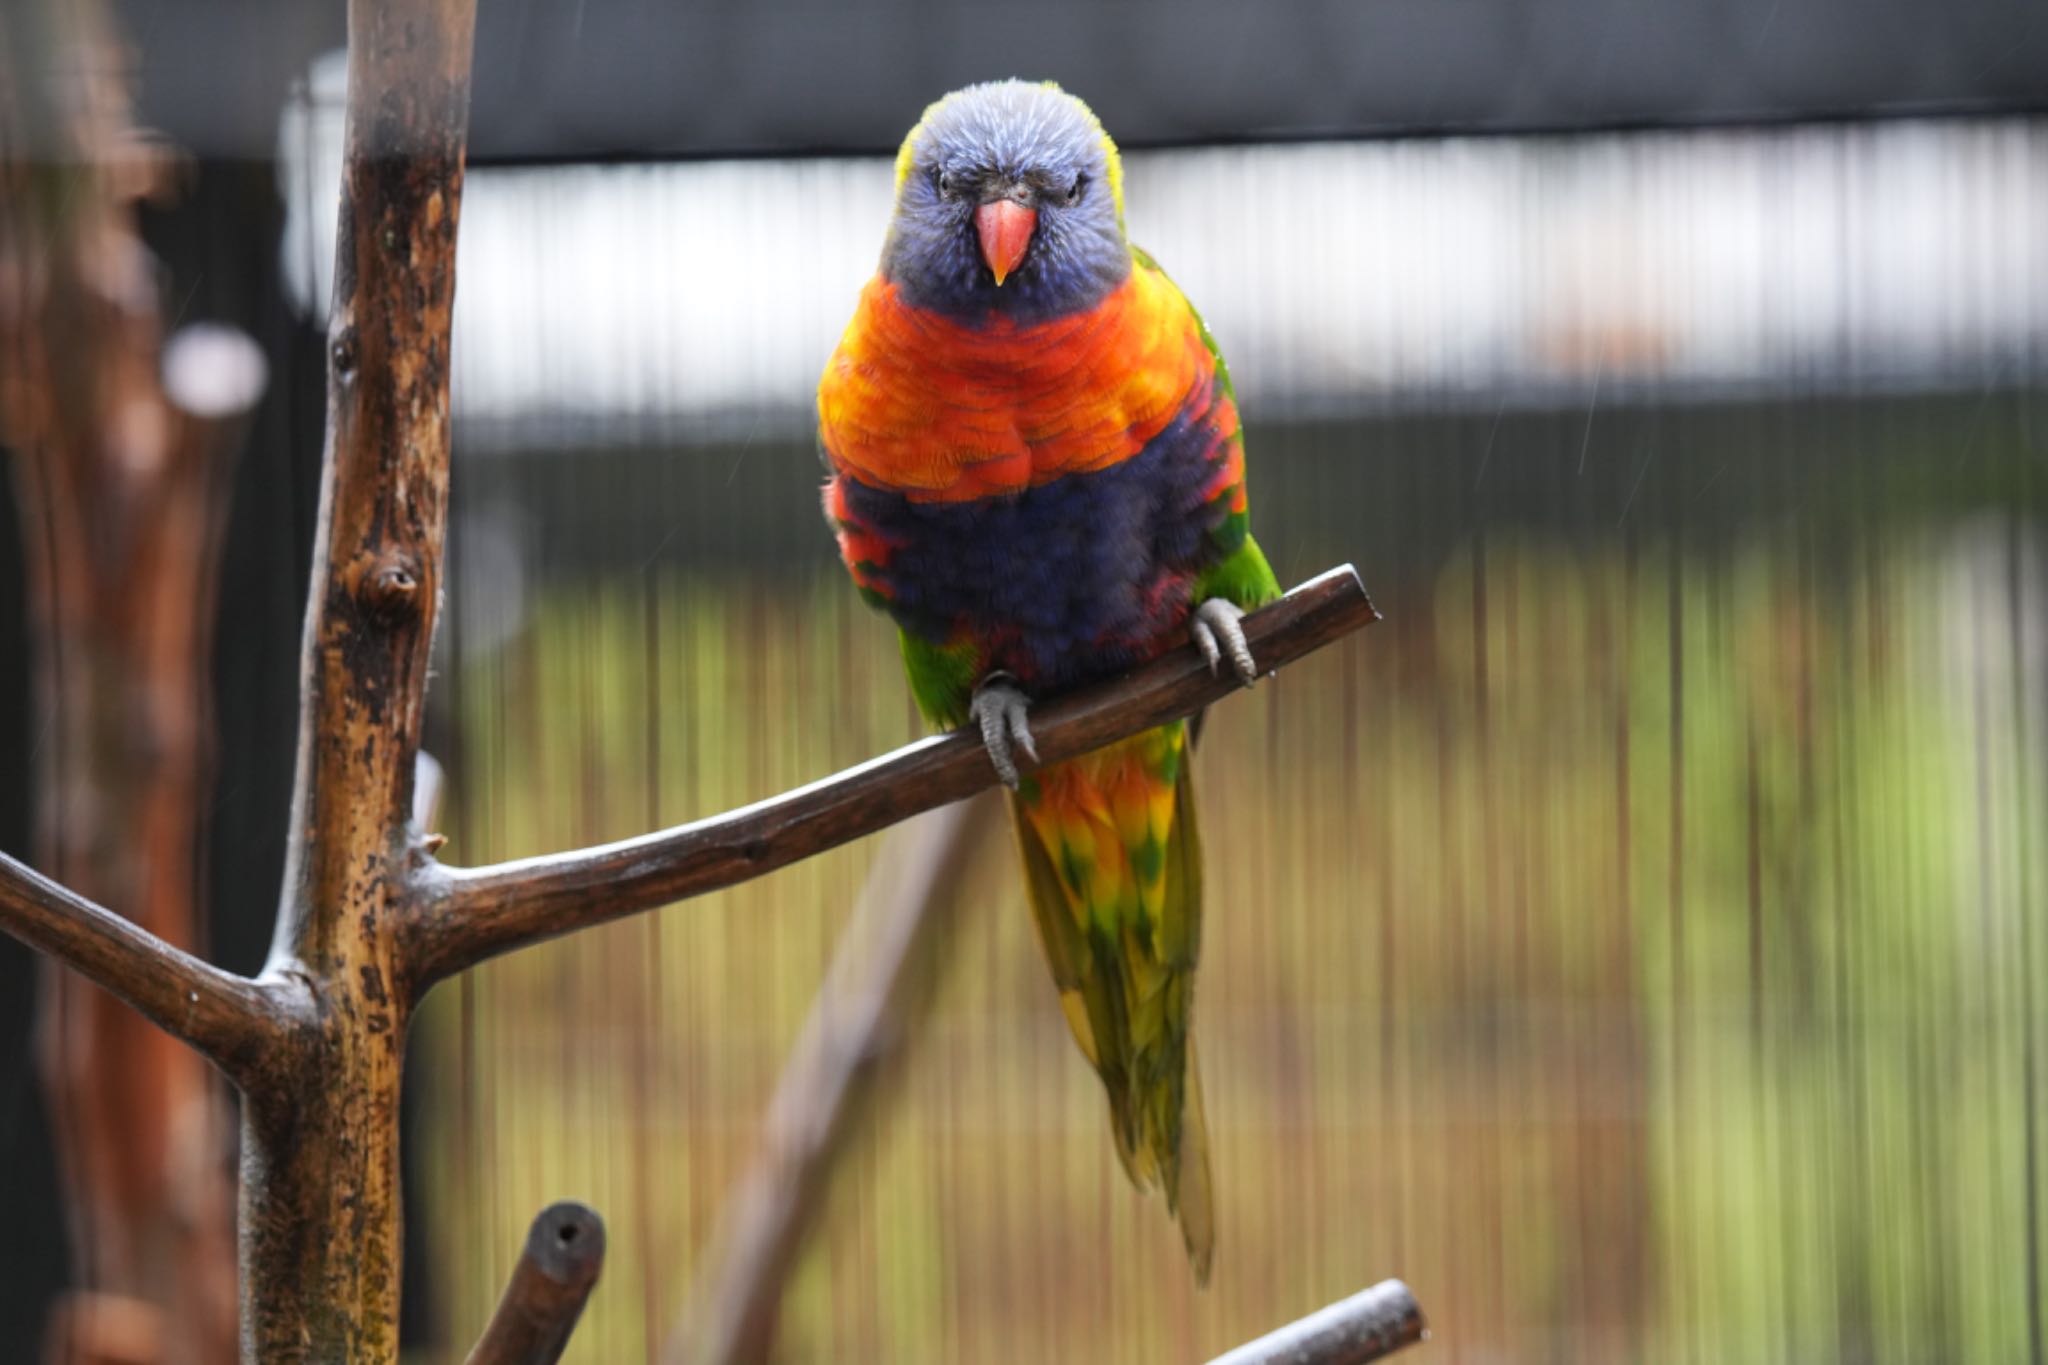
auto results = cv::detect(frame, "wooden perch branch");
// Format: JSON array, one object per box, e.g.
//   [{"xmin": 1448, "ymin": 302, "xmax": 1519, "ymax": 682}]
[
  {"xmin": 666, "ymin": 794, "xmax": 998, "ymax": 1365},
  {"xmin": 1204, "ymin": 1281, "xmax": 1426, "ymax": 1365},
  {"xmin": 463, "ymin": 1202, "xmax": 606, "ymax": 1365},
  {"xmin": 408, "ymin": 566, "xmax": 1379, "ymax": 985},
  {"xmin": 0, "ymin": 852, "xmax": 296, "ymax": 1083}
]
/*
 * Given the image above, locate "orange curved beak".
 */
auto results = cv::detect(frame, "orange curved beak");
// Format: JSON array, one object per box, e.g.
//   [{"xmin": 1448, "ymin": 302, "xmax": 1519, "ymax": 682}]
[{"xmin": 974, "ymin": 199, "xmax": 1037, "ymax": 286}]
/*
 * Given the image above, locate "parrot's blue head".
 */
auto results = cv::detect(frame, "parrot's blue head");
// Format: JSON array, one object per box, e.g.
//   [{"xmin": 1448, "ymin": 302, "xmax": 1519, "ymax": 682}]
[{"xmin": 881, "ymin": 80, "xmax": 1132, "ymax": 324}]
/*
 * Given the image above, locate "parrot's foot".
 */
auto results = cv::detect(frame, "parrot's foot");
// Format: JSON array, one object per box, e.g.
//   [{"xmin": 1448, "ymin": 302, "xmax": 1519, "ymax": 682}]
[
  {"xmin": 970, "ymin": 673, "xmax": 1038, "ymax": 791},
  {"xmin": 1189, "ymin": 598, "xmax": 1258, "ymax": 686}
]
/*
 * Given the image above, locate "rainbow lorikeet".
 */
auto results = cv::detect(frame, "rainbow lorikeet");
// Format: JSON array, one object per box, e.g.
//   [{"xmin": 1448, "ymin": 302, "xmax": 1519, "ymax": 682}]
[{"xmin": 817, "ymin": 79, "xmax": 1280, "ymax": 1280}]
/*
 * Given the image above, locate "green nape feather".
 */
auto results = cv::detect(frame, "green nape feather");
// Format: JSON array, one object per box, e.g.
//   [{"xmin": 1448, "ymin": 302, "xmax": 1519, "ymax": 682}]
[{"xmin": 1010, "ymin": 718, "xmax": 1216, "ymax": 1281}]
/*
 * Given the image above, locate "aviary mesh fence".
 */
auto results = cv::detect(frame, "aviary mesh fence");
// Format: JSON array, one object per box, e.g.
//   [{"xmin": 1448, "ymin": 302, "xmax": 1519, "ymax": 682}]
[{"xmin": 269, "ymin": 64, "xmax": 2048, "ymax": 1365}]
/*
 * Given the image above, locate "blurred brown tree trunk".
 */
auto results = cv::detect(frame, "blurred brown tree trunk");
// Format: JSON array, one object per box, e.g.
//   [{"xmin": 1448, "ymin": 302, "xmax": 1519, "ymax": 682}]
[{"xmin": 0, "ymin": 1, "xmax": 255, "ymax": 1359}]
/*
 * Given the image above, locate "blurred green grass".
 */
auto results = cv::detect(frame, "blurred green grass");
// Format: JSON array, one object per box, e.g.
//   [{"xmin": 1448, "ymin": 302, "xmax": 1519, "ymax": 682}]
[{"xmin": 410, "ymin": 504, "xmax": 2045, "ymax": 1363}]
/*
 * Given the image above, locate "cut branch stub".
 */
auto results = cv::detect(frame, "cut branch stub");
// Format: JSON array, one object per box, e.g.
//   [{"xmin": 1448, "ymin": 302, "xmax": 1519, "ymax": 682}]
[
  {"xmin": 407, "ymin": 564, "xmax": 1380, "ymax": 985},
  {"xmin": 1204, "ymin": 1280, "xmax": 1427, "ymax": 1365},
  {"xmin": 463, "ymin": 1202, "xmax": 607, "ymax": 1365}
]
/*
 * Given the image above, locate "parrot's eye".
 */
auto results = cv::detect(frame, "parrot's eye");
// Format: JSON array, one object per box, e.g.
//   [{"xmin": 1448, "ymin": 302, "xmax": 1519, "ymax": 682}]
[
  {"xmin": 1063, "ymin": 174, "xmax": 1086, "ymax": 207},
  {"xmin": 936, "ymin": 170, "xmax": 958, "ymax": 199}
]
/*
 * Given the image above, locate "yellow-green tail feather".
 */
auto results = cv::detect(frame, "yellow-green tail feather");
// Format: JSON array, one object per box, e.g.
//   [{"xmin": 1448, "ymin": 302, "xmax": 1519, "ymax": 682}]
[{"xmin": 1010, "ymin": 719, "xmax": 1215, "ymax": 1281}]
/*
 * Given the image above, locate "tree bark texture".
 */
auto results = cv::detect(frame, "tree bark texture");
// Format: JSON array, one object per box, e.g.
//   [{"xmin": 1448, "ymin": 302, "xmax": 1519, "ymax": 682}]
[
  {"xmin": 0, "ymin": 1, "xmax": 251, "ymax": 1358},
  {"xmin": 237, "ymin": 0, "xmax": 476, "ymax": 1357}
]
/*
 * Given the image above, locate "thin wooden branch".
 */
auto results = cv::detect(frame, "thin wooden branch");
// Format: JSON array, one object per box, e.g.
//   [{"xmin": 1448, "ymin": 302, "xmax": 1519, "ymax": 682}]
[
  {"xmin": 408, "ymin": 565, "xmax": 1379, "ymax": 986},
  {"xmin": 0, "ymin": 852, "xmax": 295, "ymax": 1084},
  {"xmin": 1203, "ymin": 1281, "xmax": 1426, "ymax": 1365},
  {"xmin": 664, "ymin": 794, "xmax": 998, "ymax": 1365},
  {"xmin": 462, "ymin": 1202, "xmax": 606, "ymax": 1365}
]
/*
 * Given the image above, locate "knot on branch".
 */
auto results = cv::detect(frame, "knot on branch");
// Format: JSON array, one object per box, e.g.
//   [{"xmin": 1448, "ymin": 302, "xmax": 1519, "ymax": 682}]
[
  {"xmin": 363, "ymin": 554, "xmax": 424, "ymax": 619},
  {"xmin": 329, "ymin": 327, "xmax": 359, "ymax": 381}
]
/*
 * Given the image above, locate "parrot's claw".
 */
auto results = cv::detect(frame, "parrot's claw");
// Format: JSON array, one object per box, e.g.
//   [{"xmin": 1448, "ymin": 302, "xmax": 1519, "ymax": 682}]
[
  {"xmin": 1190, "ymin": 598, "xmax": 1258, "ymax": 687},
  {"xmin": 970, "ymin": 673, "xmax": 1038, "ymax": 791}
]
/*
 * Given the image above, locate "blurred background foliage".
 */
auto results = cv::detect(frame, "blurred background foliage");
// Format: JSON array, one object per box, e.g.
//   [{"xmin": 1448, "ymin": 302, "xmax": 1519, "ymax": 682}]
[
  {"xmin": 2, "ymin": 3, "xmax": 2045, "ymax": 1362},
  {"xmin": 412, "ymin": 397, "xmax": 2046, "ymax": 1363}
]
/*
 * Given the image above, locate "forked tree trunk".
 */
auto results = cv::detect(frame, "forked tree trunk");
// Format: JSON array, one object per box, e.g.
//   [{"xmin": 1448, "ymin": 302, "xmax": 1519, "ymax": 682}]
[{"xmin": 235, "ymin": 0, "xmax": 475, "ymax": 1356}]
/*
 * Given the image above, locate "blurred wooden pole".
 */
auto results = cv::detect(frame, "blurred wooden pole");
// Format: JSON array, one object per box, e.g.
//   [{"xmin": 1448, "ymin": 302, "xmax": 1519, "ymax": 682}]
[
  {"xmin": 665, "ymin": 794, "xmax": 999, "ymax": 1365},
  {"xmin": 1203, "ymin": 1281, "xmax": 1426, "ymax": 1365},
  {"xmin": 463, "ymin": 1203, "xmax": 606, "ymax": 1365},
  {"xmin": 0, "ymin": 2, "xmax": 263, "ymax": 1360}
]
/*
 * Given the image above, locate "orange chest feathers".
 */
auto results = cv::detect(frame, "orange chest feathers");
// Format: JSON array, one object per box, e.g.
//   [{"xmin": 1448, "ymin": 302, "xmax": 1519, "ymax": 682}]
[{"xmin": 817, "ymin": 265, "xmax": 1213, "ymax": 504}]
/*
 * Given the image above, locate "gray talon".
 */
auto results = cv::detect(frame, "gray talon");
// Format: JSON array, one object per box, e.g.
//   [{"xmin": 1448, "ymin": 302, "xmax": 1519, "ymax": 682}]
[
  {"xmin": 1190, "ymin": 598, "xmax": 1257, "ymax": 686},
  {"xmin": 970, "ymin": 674, "xmax": 1036, "ymax": 790},
  {"xmin": 1012, "ymin": 710, "xmax": 1039, "ymax": 765},
  {"xmin": 1192, "ymin": 617, "xmax": 1222, "ymax": 673}
]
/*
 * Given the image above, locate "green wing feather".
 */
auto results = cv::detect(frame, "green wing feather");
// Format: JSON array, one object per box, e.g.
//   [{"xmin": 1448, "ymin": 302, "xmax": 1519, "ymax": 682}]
[
  {"xmin": 1196, "ymin": 535, "xmax": 1281, "ymax": 614},
  {"xmin": 898, "ymin": 627, "xmax": 982, "ymax": 728},
  {"xmin": 1132, "ymin": 244, "xmax": 1282, "ymax": 613}
]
